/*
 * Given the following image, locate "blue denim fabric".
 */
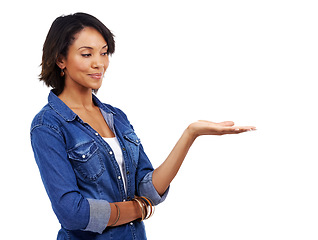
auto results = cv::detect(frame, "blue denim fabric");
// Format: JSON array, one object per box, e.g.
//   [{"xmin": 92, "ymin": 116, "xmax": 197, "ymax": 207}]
[{"xmin": 30, "ymin": 91, "xmax": 169, "ymax": 240}]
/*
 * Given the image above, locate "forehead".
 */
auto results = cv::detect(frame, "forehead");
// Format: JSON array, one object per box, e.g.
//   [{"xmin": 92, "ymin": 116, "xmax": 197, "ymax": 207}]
[{"xmin": 72, "ymin": 27, "xmax": 107, "ymax": 49}]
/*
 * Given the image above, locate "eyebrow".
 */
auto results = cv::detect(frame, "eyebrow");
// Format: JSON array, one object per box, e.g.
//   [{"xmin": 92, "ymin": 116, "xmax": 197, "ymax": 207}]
[{"xmin": 78, "ymin": 44, "xmax": 108, "ymax": 50}]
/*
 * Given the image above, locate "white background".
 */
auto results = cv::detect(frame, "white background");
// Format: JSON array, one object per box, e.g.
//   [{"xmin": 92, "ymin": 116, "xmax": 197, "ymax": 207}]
[{"xmin": 1, "ymin": 0, "xmax": 318, "ymax": 239}]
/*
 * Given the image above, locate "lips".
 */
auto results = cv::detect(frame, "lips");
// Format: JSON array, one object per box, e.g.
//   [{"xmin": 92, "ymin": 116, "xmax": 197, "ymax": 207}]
[{"xmin": 88, "ymin": 73, "xmax": 103, "ymax": 79}]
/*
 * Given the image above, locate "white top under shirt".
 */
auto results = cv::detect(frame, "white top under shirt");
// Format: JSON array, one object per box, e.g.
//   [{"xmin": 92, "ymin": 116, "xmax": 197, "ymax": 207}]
[{"xmin": 103, "ymin": 137, "xmax": 127, "ymax": 193}]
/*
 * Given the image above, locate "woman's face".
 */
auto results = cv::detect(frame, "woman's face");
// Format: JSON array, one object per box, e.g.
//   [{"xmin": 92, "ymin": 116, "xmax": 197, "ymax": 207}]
[{"xmin": 58, "ymin": 27, "xmax": 109, "ymax": 92}]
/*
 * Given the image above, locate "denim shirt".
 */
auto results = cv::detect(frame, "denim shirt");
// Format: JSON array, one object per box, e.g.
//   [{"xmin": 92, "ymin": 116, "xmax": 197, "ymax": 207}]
[{"xmin": 30, "ymin": 91, "xmax": 169, "ymax": 240}]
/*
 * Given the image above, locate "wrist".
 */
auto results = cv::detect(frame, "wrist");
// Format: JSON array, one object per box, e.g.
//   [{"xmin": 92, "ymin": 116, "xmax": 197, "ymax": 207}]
[
  {"xmin": 132, "ymin": 197, "xmax": 155, "ymax": 222},
  {"xmin": 132, "ymin": 199, "xmax": 143, "ymax": 220},
  {"xmin": 185, "ymin": 123, "xmax": 199, "ymax": 141}
]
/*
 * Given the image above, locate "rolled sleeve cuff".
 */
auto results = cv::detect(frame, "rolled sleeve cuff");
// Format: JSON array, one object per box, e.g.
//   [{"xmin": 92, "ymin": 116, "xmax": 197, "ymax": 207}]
[
  {"xmin": 139, "ymin": 171, "xmax": 169, "ymax": 205},
  {"xmin": 83, "ymin": 198, "xmax": 111, "ymax": 234}
]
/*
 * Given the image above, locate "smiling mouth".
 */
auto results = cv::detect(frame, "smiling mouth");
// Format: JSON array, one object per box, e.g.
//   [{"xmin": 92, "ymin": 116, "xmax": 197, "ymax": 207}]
[{"xmin": 88, "ymin": 73, "xmax": 103, "ymax": 79}]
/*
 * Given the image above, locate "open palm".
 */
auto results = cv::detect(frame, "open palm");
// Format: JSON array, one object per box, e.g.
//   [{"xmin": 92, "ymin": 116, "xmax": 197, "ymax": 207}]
[{"xmin": 187, "ymin": 120, "xmax": 256, "ymax": 138}]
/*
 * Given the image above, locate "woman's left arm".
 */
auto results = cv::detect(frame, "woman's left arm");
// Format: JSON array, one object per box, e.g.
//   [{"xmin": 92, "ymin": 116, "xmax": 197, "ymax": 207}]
[{"xmin": 152, "ymin": 120, "xmax": 256, "ymax": 196}]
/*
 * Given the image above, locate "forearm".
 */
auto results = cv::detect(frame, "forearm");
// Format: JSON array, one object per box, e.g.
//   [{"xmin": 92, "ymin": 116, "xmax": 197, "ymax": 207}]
[
  {"xmin": 152, "ymin": 127, "xmax": 196, "ymax": 196},
  {"xmin": 107, "ymin": 201, "xmax": 141, "ymax": 227},
  {"xmin": 151, "ymin": 120, "xmax": 256, "ymax": 196}
]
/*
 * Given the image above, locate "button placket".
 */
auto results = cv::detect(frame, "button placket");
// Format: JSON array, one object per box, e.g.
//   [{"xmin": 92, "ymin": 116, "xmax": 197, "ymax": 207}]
[{"xmin": 105, "ymin": 147, "xmax": 123, "ymax": 188}]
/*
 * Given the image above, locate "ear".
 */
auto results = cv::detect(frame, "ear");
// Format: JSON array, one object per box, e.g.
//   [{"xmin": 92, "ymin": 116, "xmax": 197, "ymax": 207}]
[{"xmin": 56, "ymin": 55, "xmax": 66, "ymax": 69}]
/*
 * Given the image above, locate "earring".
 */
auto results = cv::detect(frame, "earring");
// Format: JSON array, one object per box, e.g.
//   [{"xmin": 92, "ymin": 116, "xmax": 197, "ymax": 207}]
[{"xmin": 60, "ymin": 68, "xmax": 65, "ymax": 77}]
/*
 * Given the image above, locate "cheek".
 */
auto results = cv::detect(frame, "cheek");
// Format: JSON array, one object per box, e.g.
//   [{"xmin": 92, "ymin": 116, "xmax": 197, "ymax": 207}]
[
  {"xmin": 76, "ymin": 59, "xmax": 91, "ymax": 72},
  {"xmin": 104, "ymin": 58, "xmax": 110, "ymax": 70},
  {"xmin": 105, "ymin": 61, "xmax": 109, "ymax": 70},
  {"xmin": 69, "ymin": 56, "xmax": 91, "ymax": 73}
]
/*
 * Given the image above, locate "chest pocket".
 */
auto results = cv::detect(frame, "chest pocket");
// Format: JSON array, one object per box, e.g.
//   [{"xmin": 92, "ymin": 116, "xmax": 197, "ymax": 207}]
[
  {"xmin": 123, "ymin": 131, "xmax": 141, "ymax": 168},
  {"xmin": 67, "ymin": 140, "xmax": 105, "ymax": 181}
]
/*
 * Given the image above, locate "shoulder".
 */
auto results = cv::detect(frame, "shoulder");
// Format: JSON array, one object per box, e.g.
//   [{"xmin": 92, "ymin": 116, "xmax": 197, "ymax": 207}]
[{"xmin": 30, "ymin": 104, "xmax": 64, "ymax": 134}]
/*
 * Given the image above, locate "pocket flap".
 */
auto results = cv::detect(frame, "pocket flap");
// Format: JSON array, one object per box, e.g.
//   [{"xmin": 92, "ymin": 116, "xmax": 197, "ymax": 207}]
[
  {"xmin": 67, "ymin": 141, "xmax": 98, "ymax": 162},
  {"xmin": 124, "ymin": 131, "xmax": 141, "ymax": 146}
]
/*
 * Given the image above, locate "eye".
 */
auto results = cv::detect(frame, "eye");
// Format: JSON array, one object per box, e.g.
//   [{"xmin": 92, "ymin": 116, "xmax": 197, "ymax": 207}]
[
  {"xmin": 81, "ymin": 53, "xmax": 91, "ymax": 57},
  {"xmin": 101, "ymin": 52, "xmax": 108, "ymax": 56}
]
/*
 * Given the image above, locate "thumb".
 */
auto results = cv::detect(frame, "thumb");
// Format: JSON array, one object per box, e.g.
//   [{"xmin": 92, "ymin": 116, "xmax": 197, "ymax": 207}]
[{"xmin": 218, "ymin": 121, "xmax": 235, "ymax": 127}]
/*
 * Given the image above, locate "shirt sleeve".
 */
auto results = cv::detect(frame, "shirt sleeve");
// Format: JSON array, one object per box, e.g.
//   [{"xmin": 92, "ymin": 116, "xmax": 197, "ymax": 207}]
[
  {"xmin": 136, "ymin": 144, "xmax": 169, "ymax": 206},
  {"xmin": 85, "ymin": 199, "xmax": 111, "ymax": 233},
  {"xmin": 138, "ymin": 171, "xmax": 169, "ymax": 205},
  {"xmin": 31, "ymin": 125, "xmax": 110, "ymax": 234}
]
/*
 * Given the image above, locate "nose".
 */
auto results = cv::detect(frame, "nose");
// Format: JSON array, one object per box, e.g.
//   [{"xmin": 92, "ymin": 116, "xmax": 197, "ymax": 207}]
[
  {"xmin": 91, "ymin": 55, "xmax": 107, "ymax": 70},
  {"xmin": 92, "ymin": 59, "xmax": 104, "ymax": 69}
]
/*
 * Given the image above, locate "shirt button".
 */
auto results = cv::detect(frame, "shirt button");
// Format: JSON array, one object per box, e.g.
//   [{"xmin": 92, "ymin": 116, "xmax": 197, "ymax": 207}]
[
  {"xmin": 95, "ymin": 132, "xmax": 99, "ymax": 136},
  {"xmin": 118, "ymin": 176, "xmax": 121, "ymax": 180},
  {"xmin": 122, "ymin": 148, "xmax": 126, "ymax": 151},
  {"xmin": 82, "ymin": 155, "xmax": 86, "ymax": 158},
  {"xmin": 109, "ymin": 151, "xmax": 113, "ymax": 155},
  {"xmin": 136, "ymin": 139, "xmax": 139, "ymax": 143},
  {"xmin": 130, "ymin": 222, "xmax": 133, "ymax": 226}
]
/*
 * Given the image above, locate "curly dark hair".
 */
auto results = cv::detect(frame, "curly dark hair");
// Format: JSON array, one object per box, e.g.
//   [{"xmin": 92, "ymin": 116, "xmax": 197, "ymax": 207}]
[{"xmin": 39, "ymin": 12, "xmax": 115, "ymax": 95}]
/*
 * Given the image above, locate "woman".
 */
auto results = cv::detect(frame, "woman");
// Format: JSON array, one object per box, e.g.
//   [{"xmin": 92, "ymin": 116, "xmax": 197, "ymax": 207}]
[{"xmin": 30, "ymin": 12, "xmax": 256, "ymax": 240}]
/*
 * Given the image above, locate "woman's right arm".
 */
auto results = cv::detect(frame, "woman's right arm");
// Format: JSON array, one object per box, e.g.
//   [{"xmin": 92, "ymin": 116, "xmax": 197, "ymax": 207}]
[
  {"xmin": 108, "ymin": 201, "xmax": 141, "ymax": 227},
  {"xmin": 31, "ymin": 125, "xmax": 141, "ymax": 232}
]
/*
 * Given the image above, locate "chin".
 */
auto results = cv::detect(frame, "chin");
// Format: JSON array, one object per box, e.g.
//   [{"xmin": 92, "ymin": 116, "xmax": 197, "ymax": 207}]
[
  {"xmin": 90, "ymin": 83, "xmax": 103, "ymax": 92},
  {"xmin": 86, "ymin": 80, "xmax": 103, "ymax": 90}
]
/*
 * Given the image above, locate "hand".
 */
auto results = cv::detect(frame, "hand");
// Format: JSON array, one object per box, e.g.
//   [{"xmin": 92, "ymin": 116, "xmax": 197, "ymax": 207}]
[{"xmin": 187, "ymin": 120, "xmax": 256, "ymax": 139}]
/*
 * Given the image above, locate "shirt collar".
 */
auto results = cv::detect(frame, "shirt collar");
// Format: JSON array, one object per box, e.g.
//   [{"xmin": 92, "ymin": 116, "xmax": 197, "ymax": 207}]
[{"xmin": 48, "ymin": 90, "xmax": 115, "ymax": 122}]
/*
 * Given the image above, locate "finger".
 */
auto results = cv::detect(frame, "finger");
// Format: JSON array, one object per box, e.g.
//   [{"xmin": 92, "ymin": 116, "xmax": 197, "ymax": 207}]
[
  {"xmin": 219, "ymin": 121, "xmax": 235, "ymax": 127},
  {"xmin": 234, "ymin": 126, "xmax": 257, "ymax": 131},
  {"xmin": 232, "ymin": 126, "xmax": 257, "ymax": 133},
  {"xmin": 197, "ymin": 120, "xmax": 235, "ymax": 126},
  {"xmin": 216, "ymin": 126, "xmax": 256, "ymax": 135},
  {"xmin": 198, "ymin": 120, "xmax": 215, "ymax": 124}
]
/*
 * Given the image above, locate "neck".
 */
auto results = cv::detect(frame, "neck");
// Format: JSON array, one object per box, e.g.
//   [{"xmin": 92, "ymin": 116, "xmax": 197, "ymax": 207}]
[{"xmin": 58, "ymin": 86, "xmax": 94, "ymax": 110}]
